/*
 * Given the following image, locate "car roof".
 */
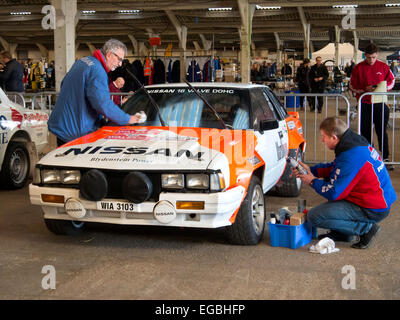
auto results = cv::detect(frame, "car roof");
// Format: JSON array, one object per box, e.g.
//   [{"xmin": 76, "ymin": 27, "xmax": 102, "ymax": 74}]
[{"xmin": 145, "ymin": 83, "xmax": 268, "ymax": 90}]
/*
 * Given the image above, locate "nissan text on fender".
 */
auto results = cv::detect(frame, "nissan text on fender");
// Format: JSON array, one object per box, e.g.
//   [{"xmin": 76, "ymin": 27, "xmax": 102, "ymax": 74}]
[
  {"xmin": 0, "ymin": 88, "xmax": 49, "ymax": 189},
  {"xmin": 29, "ymin": 83, "xmax": 305, "ymax": 245}
]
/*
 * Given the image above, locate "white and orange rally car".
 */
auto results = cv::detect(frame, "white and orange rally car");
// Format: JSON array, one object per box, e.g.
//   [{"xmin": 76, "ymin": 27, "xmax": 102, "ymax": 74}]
[
  {"xmin": 0, "ymin": 88, "xmax": 49, "ymax": 189},
  {"xmin": 29, "ymin": 83, "xmax": 305, "ymax": 245}
]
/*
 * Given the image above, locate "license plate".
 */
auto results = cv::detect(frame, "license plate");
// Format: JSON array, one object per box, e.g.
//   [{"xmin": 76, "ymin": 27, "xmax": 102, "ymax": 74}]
[{"xmin": 97, "ymin": 200, "xmax": 137, "ymax": 212}]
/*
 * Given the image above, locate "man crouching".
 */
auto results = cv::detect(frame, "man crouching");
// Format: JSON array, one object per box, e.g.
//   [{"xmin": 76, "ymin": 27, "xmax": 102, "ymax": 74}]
[{"xmin": 293, "ymin": 117, "xmax": 397, "ymax": 249}]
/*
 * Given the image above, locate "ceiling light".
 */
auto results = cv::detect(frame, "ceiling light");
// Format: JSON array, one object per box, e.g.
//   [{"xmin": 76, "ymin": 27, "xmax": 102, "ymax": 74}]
[
  {"xmin": 256, "ymin": 5, "xmax": 281, "ymax": 10},
  {"xmin": 208, "ymin": 7, "xmax": 232, "ymax": 11},
  {"xmin": 332, "ymin": 4, "xmax": 358, "ymax": 8},
  {"xmin": 10, "ymin": 11, "xmax": 31, "ymax": 15},
  {"xmin": 81, "ymin": 10, "xmax": 96, "ymax": 14},
  {"xmin": 385, "ymin": 3, "xmax": 400, "ymax": 6},
  {"xmin": 118, "ymin": 9, "xmax": 140, "ymax": 14}
]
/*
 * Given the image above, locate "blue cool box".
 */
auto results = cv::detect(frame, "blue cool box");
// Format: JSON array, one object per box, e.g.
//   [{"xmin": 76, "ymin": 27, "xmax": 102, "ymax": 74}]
[{"xmin": 268, "ymin": 221, "xmax": 315, "ymax": 249}]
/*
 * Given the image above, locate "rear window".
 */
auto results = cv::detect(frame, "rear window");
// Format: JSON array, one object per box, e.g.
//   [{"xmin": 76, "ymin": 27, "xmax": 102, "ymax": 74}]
[{"xmin": 122, "ymin": 87, "xmax": 250, "ymax": 129}]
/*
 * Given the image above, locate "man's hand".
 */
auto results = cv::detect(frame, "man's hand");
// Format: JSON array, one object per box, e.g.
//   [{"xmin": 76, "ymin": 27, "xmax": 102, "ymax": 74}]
[
  {"xmin": 365, "ymin": 85, "xmax": 375, "ymax": 92},
  {"xmin": 291, "ymin": 160, "xmax": 316, "ymax": 186},
  {"xmin": 314, "ymin": 78, "xmax": 320, "ymax": 82},
  {"xmin": 128, "ymin": 115, "xmax": 140, "ymax": 124}
]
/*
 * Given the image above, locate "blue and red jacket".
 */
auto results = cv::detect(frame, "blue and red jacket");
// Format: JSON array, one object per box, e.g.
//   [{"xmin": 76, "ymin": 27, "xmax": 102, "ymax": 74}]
[{"xmin": 310, "ymin": 129, "xmax": 397, "ymax": 212}]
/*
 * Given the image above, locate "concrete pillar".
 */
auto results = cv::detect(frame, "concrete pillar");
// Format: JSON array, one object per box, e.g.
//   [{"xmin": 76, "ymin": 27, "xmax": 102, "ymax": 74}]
[
  {"xmin": 52, "ymin": 0, "xmax": 77, "ymax": 91},
  {"xmin": 237, "ymin": 0, "xmax": 255, "ymax": 83},
  {"xmin": 353, "ymin": 31, "xmax": 359, "ymax": 63},
  {"xmin": 36, "ymin": 43, "xmax": 49, "ymax": 60},
  {"xmin": 304, "ymin": 24, "xmax": 311, "ymax": 59},
  {"xmin": 335, "ymin": 25, "xmax": 340, "ymax": 67},
  {"xmin": 274, "ymin": 32, "xmax": 283, "ymax": 66}
]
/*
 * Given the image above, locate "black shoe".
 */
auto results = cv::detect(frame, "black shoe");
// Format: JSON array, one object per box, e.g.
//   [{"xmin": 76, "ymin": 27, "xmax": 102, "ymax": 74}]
[
  {"xmin": 318, "ymin": 109, "xmax": 322, "ymax": 113},
  {"xmin": 318, "ymin": 230, "xmax": 354, "ymax": 242},
  {"xmin": 351, "ymin": 224, "xmax": 381, "ymax": 249},
  {"xmin": 384, "ymin": 159, "xmax": 394, "ymax": 171}
]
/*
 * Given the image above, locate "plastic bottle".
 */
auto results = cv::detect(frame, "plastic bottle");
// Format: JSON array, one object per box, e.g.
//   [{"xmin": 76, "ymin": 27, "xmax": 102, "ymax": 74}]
[
  {"xmin": 283, "ymin": 213, "xmax": 290, "ymax": 225},
  {"xmin": 270, "ymin": 213, "xmax": 276, "ymax": 224}
]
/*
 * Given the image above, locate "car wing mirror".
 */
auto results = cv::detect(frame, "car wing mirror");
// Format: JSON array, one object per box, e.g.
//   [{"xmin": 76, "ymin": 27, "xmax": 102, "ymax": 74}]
[{"xmin": 260, "ymin": 119, "xmax": 279, "ymax": 131}]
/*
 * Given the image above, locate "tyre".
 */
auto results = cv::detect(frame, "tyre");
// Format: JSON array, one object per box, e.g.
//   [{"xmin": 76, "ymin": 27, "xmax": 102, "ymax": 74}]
[
  {"xmin": 271, "ymin": 148, "xmax": 304, "ymax": 197},
  {"xmin": 225, "ymin": 176, "xmax": 265, "ymax": 245},
  {"xmin": 44, "ymin": 219, "xmax": 85, "ymax": 236},
  {"xmin": 0, "ymin": 142, "xmax": 30, "ymax": 189}
]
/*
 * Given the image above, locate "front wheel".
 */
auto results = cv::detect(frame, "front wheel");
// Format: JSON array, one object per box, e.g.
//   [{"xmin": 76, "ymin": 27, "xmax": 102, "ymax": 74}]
[
  {"xmin": 44, "ymin": 219, "xmax": 85, "ymax": 236},
  {"xmin": 225, "ymin": 176, "xmax": 265, "ymax": 245},
  {"xmin": 0, "ymin": 142, "xmax": 30, "ymax": 189}
]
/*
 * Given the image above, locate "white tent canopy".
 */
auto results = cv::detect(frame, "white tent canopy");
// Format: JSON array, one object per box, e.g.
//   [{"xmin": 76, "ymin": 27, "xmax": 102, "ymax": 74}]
[{"xmin": 312, "ymin": 43, "xmax": 363, "ymax": 66}]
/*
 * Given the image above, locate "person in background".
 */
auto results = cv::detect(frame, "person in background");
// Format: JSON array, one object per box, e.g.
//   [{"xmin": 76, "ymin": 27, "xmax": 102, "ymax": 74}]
[
  {"xmin": 309, "ymin": 56, "xmax": 329, "ymax": 113},
  {"xmin": 295, "ymin": 58, "xmax": 312, "ymax": 109},
  {"xmin": 293, "ymin": 117, "xmax": 396, "ymax": 249},
  {"xmin": 109, "ymin": 76, "xmax": 126, "ymax": 106},
  {"xmin": 350, "ymin": 43, "xmax": 395, "ymax": 170},
  {"xmin": 0, "ymin": 51, "xmax": 24, "ymax": 92},
  {"xmin": 48, "ymin": 39, "xmax": 139, "ymax": 146}
]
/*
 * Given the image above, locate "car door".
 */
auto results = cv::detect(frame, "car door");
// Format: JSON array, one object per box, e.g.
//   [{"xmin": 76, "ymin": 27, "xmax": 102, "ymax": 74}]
[{"xmin": 250, "ymin": 88, "xmax": 288, "ymax": 193}]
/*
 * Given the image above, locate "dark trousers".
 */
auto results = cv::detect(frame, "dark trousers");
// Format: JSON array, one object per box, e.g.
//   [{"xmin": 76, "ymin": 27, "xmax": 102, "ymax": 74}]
[
  {"xmin": 360, "ymin": 102, "xmax": 390, "ymax": 160},
  {"xmin": 298, "ymin": 83, "xmax": 313, "ymax": 108},
  {"xmin": 310, "ymin": 86, "xmax": 325, "ymax": 111}
]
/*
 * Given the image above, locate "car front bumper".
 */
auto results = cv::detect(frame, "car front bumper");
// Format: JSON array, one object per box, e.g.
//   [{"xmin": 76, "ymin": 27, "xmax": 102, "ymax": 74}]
[{"xmin": 29, "ymin": 184, "xmax": 246, "ymax": 229}]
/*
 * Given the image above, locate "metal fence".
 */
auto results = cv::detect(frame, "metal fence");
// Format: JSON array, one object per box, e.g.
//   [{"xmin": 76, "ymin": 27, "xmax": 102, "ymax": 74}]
[
  {"xmin": 6, "ymin": 91, "xmax": 59, "ymax": 111},
  {"xmin": 357, "ymin": 92, "xmax": 400, "ymax": 166},
  {"xmin": 275, "ymin": 92, "xmax": 353, "ymax": 163}
]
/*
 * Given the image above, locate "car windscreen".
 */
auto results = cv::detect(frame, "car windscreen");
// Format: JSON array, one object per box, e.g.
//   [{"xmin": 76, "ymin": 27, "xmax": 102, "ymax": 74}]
[{"xmin": 121, "ymin": 87, "xmax": 250, "ymax": 129}]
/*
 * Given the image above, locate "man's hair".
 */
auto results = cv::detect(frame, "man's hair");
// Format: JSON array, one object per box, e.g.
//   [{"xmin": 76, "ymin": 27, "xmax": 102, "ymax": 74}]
[
  {"xmin": 101, "ymin": 39, "xmax": 127, "ymax": 56},
  {"xmin": 303, "ymin": 58, "xmax": 310, "ymax": 64},
  {"xmin": 364, "ymin": 43, "xmax": 378, "ymax": 55},
  {"xmin": 316, "ymin": 56, "xmax": 322, "ymax": 60},
  {"xmin": 0, "ymin": 51, "xmax": 12, "ymax": 60},
  {"xmin": 319, "ymin": 117, "xmax": 348, "ymax": 139}
]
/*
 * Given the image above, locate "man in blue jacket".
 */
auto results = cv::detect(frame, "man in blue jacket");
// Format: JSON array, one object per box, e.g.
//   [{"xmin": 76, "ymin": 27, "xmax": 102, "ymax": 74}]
[
  {"xmin": 294, "ymin": 117, "xmax": 397, "ymax": 249},
  {"xmin": 48, "ymin": 39, "xmax": 139, "ymax": 145},
  {"xmin": 0, "ymin": 51, "xmax": 24, "ymax": 92}
]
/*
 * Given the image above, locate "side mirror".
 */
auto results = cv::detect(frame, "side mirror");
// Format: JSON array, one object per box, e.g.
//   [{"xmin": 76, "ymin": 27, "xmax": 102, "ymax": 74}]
[{"xmin": 260, "ymin": 119, "xmax": 279, "ymax": 131}]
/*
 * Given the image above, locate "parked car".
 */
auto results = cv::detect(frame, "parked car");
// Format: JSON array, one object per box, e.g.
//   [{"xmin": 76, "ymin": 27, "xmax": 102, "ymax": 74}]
[
  {"xmin": 0, "ymin": 88, "xmax": 49, "ymax": 189},
  {"xmin": 29, "ymin": 83, "xmax": 305, "ymax": 245}
]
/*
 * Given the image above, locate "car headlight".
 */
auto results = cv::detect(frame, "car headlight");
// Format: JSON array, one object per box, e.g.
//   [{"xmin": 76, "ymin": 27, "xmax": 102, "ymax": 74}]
[
  {"xmin": 210, "ymin": 172, "xmax": 226, "ymax": 191},
  {"xmin": 61, "ymin": 170, "xmax": 81, "ymax": 184},
  {"xmin": 41, "ymin": 169, "xmax": 61, "ymax": 184},
  {"xmin": 161, "ymin": 173, "xmax": 184, "ymax": 189},
  {"xmin": 186, "ymin": 174, "xmax": 209, "ymax": 190}
]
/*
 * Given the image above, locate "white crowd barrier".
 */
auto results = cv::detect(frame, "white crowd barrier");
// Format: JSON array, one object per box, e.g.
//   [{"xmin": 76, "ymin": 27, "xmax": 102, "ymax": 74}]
[{"xmin": 275, "ymin": 92, "xmax": 352, "ymax": 163}]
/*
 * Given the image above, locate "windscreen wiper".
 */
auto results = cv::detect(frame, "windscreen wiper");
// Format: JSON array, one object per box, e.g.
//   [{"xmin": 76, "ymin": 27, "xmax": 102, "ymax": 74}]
[
  {"xmin": 184, "ymin": 80, "xmax": 227, "ymax": 130},
  {"xmin": 124, "ymin": 67, "xmax": 166, "ymax": 126}
]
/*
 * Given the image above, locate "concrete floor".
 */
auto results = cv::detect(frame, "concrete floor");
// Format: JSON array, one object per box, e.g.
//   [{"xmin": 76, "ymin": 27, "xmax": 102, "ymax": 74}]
[{"xmin": 1, "ymin": 168, "xmax": 399, "ymax": 300}]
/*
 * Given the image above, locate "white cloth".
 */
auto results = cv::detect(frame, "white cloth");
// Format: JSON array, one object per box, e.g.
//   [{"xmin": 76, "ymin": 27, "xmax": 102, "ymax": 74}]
[
  {"xmin": 309, "ymin": 237, "xmax": 340, "ymax": 254},
  {"xmin": 134, "ymin": 111, "xmax": 147, "ymax": 123}
]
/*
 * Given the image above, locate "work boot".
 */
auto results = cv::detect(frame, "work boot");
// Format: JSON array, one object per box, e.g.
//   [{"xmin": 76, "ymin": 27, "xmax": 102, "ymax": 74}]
[
  {"xmin": 351, "ymin": 224, "xmax": 381, "ymax": 249},
  {"xmin": 318, "ymin": 230, "xmax": 354, "ymax": 242}
]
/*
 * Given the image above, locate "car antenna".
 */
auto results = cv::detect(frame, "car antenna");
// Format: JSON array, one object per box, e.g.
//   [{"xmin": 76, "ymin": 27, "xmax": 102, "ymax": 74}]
[
  {"xmin": 124, "ymin": 67, "xmax": 166, "ymax": 127},
  {"xmin": 184, "ymin": 80, "xmax": 227, "ymax": 130}
]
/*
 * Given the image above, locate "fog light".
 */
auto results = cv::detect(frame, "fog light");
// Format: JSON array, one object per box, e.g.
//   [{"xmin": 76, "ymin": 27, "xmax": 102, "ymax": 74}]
[{"xmin": 176, "ymin": 201, "xmax": 205, "ymax": 210}]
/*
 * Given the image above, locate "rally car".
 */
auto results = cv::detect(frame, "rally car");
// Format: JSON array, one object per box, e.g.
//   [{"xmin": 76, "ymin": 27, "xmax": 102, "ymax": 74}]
[
  {"xmin": 0, "ymin": 88, "xmax": 49, "ymax": 189},
  {"xmin": 29, "ymin": 83, "xmax": 305, "ymax": 245}
]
